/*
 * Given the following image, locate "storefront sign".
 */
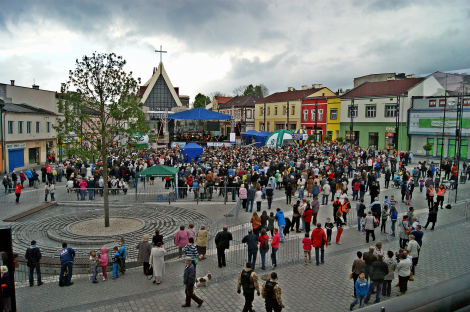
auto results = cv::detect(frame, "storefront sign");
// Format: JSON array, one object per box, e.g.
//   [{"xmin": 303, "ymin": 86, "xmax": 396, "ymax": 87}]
[
  {"xmin": 6, "ymin": 143, "xmax": 26, "ymax": 149},
  {"xmin": 464, "ymin": 99, "xmax": 470, "ymax": 106},
  {"xmin": 385, "ymin": 127, "xmax": 396, "ymax": 132},
  {"xmin": 429, "ymin": 100, "xmax": 436, "ymax": 107},
  {"xmin": 439, "ymin": 99, "xmax": 446, "ymax": 106},
  {"xmin": 207, "ymin": 142, "xmax": 233, "ymax": 147},
  {"xmin": 385, "ymin": 133, "xmax": 394, "ymax": 137},
  {"xmin": 419, "ymin": 118, "xmax": 470, "ymax": 128}
]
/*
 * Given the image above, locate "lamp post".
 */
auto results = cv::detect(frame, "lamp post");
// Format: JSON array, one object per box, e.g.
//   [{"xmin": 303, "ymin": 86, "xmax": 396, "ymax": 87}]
[
  {"xmin": 395, "ymin": 96, "xmax": 400, "ymax": 151},
  {"xmin": 314, "ymin": 100, "xmax": 318, "ymax": 143},
  {"xmin": 349, "ymin": 98, "xmax": 354, "ymax": 146},
  {"xmin": 0, "ymin": 99, "xmax": 5, "ymax": 173},
  {"xmin": 286, "ymin": 101, "xmax": 289, "ymax": 130},
  {"xmin": 263, "ymin": 102, "xmax": 266, "ymax": 131}
]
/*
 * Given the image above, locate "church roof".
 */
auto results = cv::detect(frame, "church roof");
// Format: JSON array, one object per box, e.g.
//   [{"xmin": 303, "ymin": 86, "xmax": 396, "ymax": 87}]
[{"xmin": 140, "ymin": 62, "xmax": 183, "ymax": 108}]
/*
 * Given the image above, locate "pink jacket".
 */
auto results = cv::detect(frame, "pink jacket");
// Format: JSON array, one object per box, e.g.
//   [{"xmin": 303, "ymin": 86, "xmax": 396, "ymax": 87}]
[
  {"xmin": 239, "ymin": 187, "xmax": 247, "ymax": 199},
  {"xmin": 79, "ymin": 180, "xmax": 87, "ymax": 190},
  {"xmin": 174, "ymin": 230, "xmax": 189, "ymax": 247},
  {"xmin": 271, "ymin": 233, "xmax": 280, "ymax": 249},
  {"xmin": 99, "ymin": 247, "xmax": 108, "ymax": 266}
]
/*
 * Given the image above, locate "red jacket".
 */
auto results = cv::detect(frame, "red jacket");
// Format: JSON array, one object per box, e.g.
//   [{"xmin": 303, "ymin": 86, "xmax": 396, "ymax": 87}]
[
  {"xmin": 310, "ymin": 228, "xmax": 327, "ymax": 248},
  {"xmin": 303, "ymin": 208, "xmax": 314, "ymax": 223},
  {"xmin": 15, "ymin": 184, "xmax": 23, "ymax": 194}
]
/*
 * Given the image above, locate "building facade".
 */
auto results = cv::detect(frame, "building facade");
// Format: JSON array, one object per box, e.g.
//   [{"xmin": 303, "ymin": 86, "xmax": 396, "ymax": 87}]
[
  {"xmin": 218, "ymin": 95, "xmax": 259, "ymax": 135},
  {"xmin": 340, "ymin": 76, "xmax": 445, "ymax": 150},
  {"xmin": 254, "ymin": 85, "xmax": 333, "ymax": 133},
  {"xmin": 409, "ymin": 96, "xmax": 470, "ymax": 159},
  {"xmin": 301, "ymin": 97, "xmax": 328, "ymax": 142},
  {"xmin": 326, "ymin": 97, "xmax": 341, "ymax": 140}
]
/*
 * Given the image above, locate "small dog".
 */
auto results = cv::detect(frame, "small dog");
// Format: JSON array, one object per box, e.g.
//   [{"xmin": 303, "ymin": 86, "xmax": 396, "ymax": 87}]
[{"xmin": 195, "ymin": 273, "xmax": 212, "ymax": 288}]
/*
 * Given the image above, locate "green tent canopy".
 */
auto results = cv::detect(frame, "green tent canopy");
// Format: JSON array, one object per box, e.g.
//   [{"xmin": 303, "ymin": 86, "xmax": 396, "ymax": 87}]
[{"xmin": 137, "ymin": 165, "xmax": 179, "ymax": 177}]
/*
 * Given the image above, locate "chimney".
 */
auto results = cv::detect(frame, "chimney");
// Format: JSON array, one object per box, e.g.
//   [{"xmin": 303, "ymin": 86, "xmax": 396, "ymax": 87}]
[
  {"xmin": 406, "ymin": 74, "xmax": 415, "ymax": 78},
  {"xmin": 10, "ymin": 80, "xmax": 15, "ymax": 86},
  {"xmin": 288, "ymin": 87, "xmax": 295, "ymax": 91},
  {"xmin": 312, "ymin": 84, "xmax": 322, "ymax": 89},
  {"xmin": 302, "ymin": 85, "xmax": 308, "ymax": 90},
  {"xmin": 32, "ymin": 84, "xmax": 39, "ymax": 90}
]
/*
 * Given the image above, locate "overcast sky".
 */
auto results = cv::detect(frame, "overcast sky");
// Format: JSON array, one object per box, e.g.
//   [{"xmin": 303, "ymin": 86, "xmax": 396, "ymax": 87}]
[{"xmin": 1, "ymin": 0, "xmax": 470, "ymax": 101}]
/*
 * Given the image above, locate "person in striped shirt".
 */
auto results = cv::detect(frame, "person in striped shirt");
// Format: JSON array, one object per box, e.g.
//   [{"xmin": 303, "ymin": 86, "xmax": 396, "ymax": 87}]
[{"xmin": 183, "ymin": 237, "xmax": 199, "ymax": 269}]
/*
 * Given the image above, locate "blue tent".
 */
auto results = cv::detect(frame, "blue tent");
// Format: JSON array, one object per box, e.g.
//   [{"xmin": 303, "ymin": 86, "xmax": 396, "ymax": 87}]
[
  {"xmin": 253, "ymin": 131, "xmax": 271, "ymax": 147},
  {"xmin": 182, "ymin": 143, "xmax": 203, "ymax": 162},
  {"xmin": 241, "ymin": 130, "xmax": 259, "ymax": 144},
  {"xmin": 168, "ymin": 108, "xmax": 231, "ymax": 120}
]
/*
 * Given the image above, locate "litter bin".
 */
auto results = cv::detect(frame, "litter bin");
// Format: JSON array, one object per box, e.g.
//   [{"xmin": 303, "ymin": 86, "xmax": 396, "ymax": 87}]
[{"xmin": 460, "ymin": 173, "xmax": 467, "ymax": 184}]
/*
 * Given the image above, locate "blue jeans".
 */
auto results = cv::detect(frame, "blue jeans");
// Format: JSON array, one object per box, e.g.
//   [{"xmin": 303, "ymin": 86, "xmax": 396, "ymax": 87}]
[
  {"xmin": 112, "ymin": 263, "xmax": 119, "ymax": 277},
  {"xmin": 248, "ymin": 250, "xmax": 257, "ymax": 270},
  {"xmin": 364, "ymin": 280, "xmax": 383, "ymax": 303},
  {"xmin": 352, "ymin": 190, "xmax": 358, "ymax": 201},
  {"xmin": 80, "ymin": 190, "xmax": 86, "ymax": 200},
  {"xmin": 246, "ymin": 199, "xmax": 254, "ymax": 212},
  {"xmin": 59, "ymin": 262, "xmax": 73, "ymax": 286},
  {"xmin": 267, "ymin": 197, "xmax": 273, "ymax": 209},
  {"xmin": 256, "ymin": 201, "xmax": 261, "ymax": 212},
  {"xmin": 260, "ymin": 250, "xmax": 268, "ymax": 269},
  {"xmin": 278, "ymin": 225, "xmax": 285, "ymax": 242},
  {"xmin": 271, "ymin": 247, "xmax": 278, "ymax": 266},
  {"xmin": 322, "ymin": 194, "xmax": 329, "ymax": 205},
  {"xmin": 357, "ymin": 217, "xmax": 362, "ymax": 231},
  {"xmin": 300, "ymin": 216, "xmax": 305, "ymax": 230},
  {"xmin": 314, "ymin": 246, "xmax": 324, "ymax": 265},
  {"xmin": 29, "ymin": 263, "xmax": 42, "ymax": 286},
  {"xmin": 88, "ymin": 189, "xmax": 94, "ymax": 200},
  {"xmin": 351, "ymin": 294, "xmax": 365, "ymax": 308}
]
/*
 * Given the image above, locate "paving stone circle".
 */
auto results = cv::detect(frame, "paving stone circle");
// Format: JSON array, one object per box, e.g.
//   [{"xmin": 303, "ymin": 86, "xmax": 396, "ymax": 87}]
[
  {"xmin": 11, "ymin": 205, "xmax": 212, "ymax": 260},
  {"xmin": 68, "ymin": 218, "xmax": 144, "ymax": 236}
]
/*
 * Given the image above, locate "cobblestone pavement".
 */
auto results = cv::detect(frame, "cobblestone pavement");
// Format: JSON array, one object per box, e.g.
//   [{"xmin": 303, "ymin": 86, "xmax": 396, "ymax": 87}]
[{"xmin": 10, "ymin": 156, "xmax": 470, "ymax": 311}]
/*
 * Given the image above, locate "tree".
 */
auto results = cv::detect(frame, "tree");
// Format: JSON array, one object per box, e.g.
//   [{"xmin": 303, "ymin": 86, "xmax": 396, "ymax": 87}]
[
  {"xmin": 209, "ymin": 91, "xmax": 229, "ymax": 99},
  {"xmin": 55, "ymin": 52, "xmax": 148, "ymax": 227},
  {"xmin": 237, "ymin": 84, "xmax": 269, "ymax": 98},
  {"xmin": 193, "ymin": 93, "xmax": 210, "ymax": 108},
  {"xmin": 233, "ymin": 85, "xmax": 248, "ymax": 96}
]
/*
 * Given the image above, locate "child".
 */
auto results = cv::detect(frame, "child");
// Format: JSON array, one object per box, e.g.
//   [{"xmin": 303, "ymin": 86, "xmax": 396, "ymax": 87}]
[
  {"xmin": 419, "ymin": 177, "xmax": 425, "ymax": 193},
  {"xmin": 298, "ymin": 187, "xmax": 304, "ymax": 201},
  {"xmin": 390, "ymin": 195, "xmax": 398, "ymax": 207},
  {"xmin": 112, "ymin": 246, "xmax": 120, "ymax": 279},
  {"xmin": 411, "ymin": 216, "xmax": 420, "ymax": 230},
  {"xmin": 383, "ymin": 196, "xmax": 390, "ymax": 209},
  {"xmin": 324, "ymin": 218, "xmax": 334, "ymax": 245},
  {"xmin": 99, "ymin": 247, "xmax": 108, "ymax": 281},
  {"xmin": 302, "ymin": 233, "xmax": 313, "ymax": 265},
  {"xmin": 89, "ymin": 250, "xmax": 99, "ymax": 284},
  {"xmin": 261, "ymin": 186, "xmax": 266, "ymax": 200},
  {"xmin": 405, "ymin": 190, "xmax": 410, "ymax": 205},
  {"xmin": 350, "ymin": 272, "xmax": 369, "ymax": 310},
  {"xmin": 118, "ymin": 238, "xmax": 127, "ymax": 274},
  {"xmin": 361, "ymin": 213, "xmax": 366, "ymax": 235}
]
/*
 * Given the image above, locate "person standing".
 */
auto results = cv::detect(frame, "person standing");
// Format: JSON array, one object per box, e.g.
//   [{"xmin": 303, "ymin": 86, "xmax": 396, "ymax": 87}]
[
  {"xmin": 247, "ymin": 185, "xmax": 256, "ymax": 212},
  {"xmin": 311, "ymin": 223, "xmax": 328, "ymax": 265},
  {"xmin": 136, "ymin": 234, "xmax": 152, "ymax": 274},
  {"xmin": 382, "ymin": 250, "xmax": 397, "ymax": 297},
  {"xmin": 182, "ymin": 257, "xmax": 204, "ymax": 308},
  {"xmin": 364, "ymin": 211, "xmax": 376, "ymax": 244},
  {"xmin": 242, "ymin": 230, "xmax": 258, "ymax": 270},
  {"xmin": 271, "ymin": 228, "xmax": 280, "ymax": 269},
  {"xmin": 25, "ymin": 240, "xmax": 43, "ymax": 287},
  {"xmin": 406, "ymin": 235, "xmax": 420, "ymax": 275},
  {"xmin": 275, "ymin": 208, "xmax": 286, "ymax": 242},
  {"xmin": 183, "ymin": 237, "xmax": 199, "ymax": 269},
  {"xmin": 335, "ymin": 211, "xmax": 345, "ymax": 245},
  {"xmin": 363, "ymin": 246, "xmax": 376, "ymax": 281},
  {"xmin": 311, "ymin": 197, "xmax": 320, "ymax": 226},
  {"xmin": 258, "ymin": 228, "xmax": 270, "ymax": 270},
  {"xmin": 149, "ymin": 242, "xmax": 165, "ymax": 284},
  {"xmin": 14, "ymin": 182, "xmax": 23, "ymax": 204},
  {"xmin": 396, "ymin": 252, "xmax": 412, "ymax": 296},
  {"xmin": 426, "ymin": 186, "xmax": 434, "ymax": 209},
  {"xmin": 356, "ymin": 199, "xmax": 366, "ymax": 231},
  {"xmin": 237, "ymin": 262, "xmax": 260, "ymax": 312},
  {"xmin": 59, "ymin": 243, "xmax": 75, "ymax": 286},
  {"xmin": 195, "ymin": 225, "xmax": 210, "ymax": 261},
  {"xmin": 322, "ymin": 181, "xmax": 330, "ymax": 205},
  {"xmin": 302, "ymin": 204, "xmax": 313, "ymax": 234},
  {"xmin": 399, "ymin": 215, "xmax": 410, "ymax": 249},
  {"xmin": 174, "ymin": 226, "xmax": 189, "ymax": 258},
  {"xmin": 436, "ymin": 184, "xmax": 445, "ymax": 209},
  {"xmin": 350, "ymin": 271, "xmax": 369, "ymax": 310},
  {"xmin": 215, "ymin": 226, "xmax": 233, "ymax": 268},
  {"xmin": 351, "ymin": 251, "xmax": 365, "ymax": 298},
  {"xmin": 261, "ymin": 272, "xmax": 285, "ymax": 312},
  {"xmin": 363, "ymin": 253, "xmax": 388, "ymax": 304},
  {"xmin": 424, "ymin": 202, "xmax": 438, "ymax": 230}
]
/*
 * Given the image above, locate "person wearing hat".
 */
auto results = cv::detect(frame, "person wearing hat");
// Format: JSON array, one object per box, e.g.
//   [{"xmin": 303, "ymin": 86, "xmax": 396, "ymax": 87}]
[
  {"xmin": 261, "ymin": 272, "xmax": 284, "ymax": 311},
  {"xmin": 182, "ymin": 256, "xmax": 203, "ymax": 308}
]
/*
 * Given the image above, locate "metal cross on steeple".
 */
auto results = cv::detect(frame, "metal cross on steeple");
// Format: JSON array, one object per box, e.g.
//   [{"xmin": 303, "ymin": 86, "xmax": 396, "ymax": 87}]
[{"xmin": 155, "ymin": 45, "xmax": 167, "ymax": 63}]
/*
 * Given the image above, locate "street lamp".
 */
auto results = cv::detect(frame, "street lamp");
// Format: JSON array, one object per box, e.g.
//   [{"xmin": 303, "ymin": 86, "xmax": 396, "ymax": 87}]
[
  {"xmin": 349, "ymin": 98, "xmax": 354, "ymax": 146},
  {"xmin": 0, "ymin": 99, "xmax": 5, "ymax": 173}
]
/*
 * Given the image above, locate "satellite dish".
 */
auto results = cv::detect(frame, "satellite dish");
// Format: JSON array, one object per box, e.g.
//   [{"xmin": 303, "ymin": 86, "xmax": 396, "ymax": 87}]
[{"xmin": 447, "ymin": 98, "xmax": 456, "ymax": 106}]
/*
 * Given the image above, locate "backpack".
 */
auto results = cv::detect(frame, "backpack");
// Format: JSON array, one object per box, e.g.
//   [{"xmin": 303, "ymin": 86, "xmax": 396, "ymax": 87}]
[{"xmin": 261, "ymin": 237, "xmax": 269, "ymax": 250}]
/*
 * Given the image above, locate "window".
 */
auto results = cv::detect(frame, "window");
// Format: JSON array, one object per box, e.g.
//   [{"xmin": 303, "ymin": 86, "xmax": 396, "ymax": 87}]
[
  {"xmin": 46, "ymin": 122, "xmax": 51, "ymax": 133},
  {"xmin": 267, "ymin": 107, "xmax": 270, "ymax": 115},
  {"xmin": 303, "ymin": 110, "xmax": 308, "ymax": 120},
  {"xmin": 18, "ymin": 121, "xmax": 24, "ymax": 134},
  {"xmin": 291, "ymin": 106, "xmax": 295, "ymax": 115},
  {"xmin": 282, "ymin": 106, "xmax": 286, "ymax": 115},
  {"xmin": 36, "ymin": 122, "xmax": 40, "ymax": 133},
  {"xmin": 318, "ymin": 109, "xmax": 323, "ymax": 121},
  {"xmin": 27, "ymin": 121, "xmax": 32, "ymax": 134},
  {"xmin": 275, "ymin": 107, "xmax": 278, "ymax": 115},
  {"xmin": 348, "ymin": 106, "xmax": 358, "ymax": 118},
  {"xmin": 8, "ymin": 121, "xmax": 14, "ymax": 134},
  {"xmin": 330, "ymin": 109, "xmax": 338, "ymax": 120},
  {"xmin": 366, "ymin": 106, "xmax": 376, "ymax": 118},
  {"xmin": 311, "ymin": 109, "xmax": 316, "ymax": 120},
  {"xmin": 385, "ymin": 105, "xmax": 397, "ymax": 117},
  {"xmin": 267, "ymin": 123, "xmax": 270, "ymax": 132},
  {"xmin": 260, "ymin": 107, "xmax": 264, "ymax": 116}
]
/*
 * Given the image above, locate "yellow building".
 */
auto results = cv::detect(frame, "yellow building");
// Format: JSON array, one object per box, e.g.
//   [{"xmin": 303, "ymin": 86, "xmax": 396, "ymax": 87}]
[
  {"xmin": 254, "ymin": 85, "xmax": 333, "ymax": 132},
  {"xmin": 327, "ymin": 97, "xmax": 341, "ymax": 140}
]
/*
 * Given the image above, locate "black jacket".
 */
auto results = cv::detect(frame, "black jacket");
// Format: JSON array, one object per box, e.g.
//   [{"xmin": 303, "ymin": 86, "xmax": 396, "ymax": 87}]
[
  {"xmin": 215, "ymin": 230, "xmax": 233, "ymax": 249},
  {"xmin": 242, "ymin": 234, "xmax": 258, "ymax": 251},
  {"xmin": 369, "ymin": 259, "xmax": 389, "ymax": 282},
  {"xmin": 183, "ymin": 263, "xmax": 196, "ymax": 286}
]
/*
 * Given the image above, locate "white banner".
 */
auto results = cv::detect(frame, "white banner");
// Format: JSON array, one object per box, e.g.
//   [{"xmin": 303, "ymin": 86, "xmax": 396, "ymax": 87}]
[
  {"xmin": 6, "ymin": 143, "xmax": 26, "ymax": 149},
  {"xmin": 230, "ymin": 133, "xmax": 236, "ymax": 143}
]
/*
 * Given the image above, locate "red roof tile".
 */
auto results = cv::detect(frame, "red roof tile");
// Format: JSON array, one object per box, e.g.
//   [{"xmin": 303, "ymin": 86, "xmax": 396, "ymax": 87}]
[
  {"xmin": 341, "ymin": 78, "xmax": 425, "ymax": 98},
  {"xmin": 216, "ymin": 96, "xmax": 232, "ymax": 104},
  {"xmin": 255, "ymin": 89, "xmax": 323, "ymax": 104},
  {"xmin": 219, "ymin": 95, "xmax": 261, "ymax": 109}
]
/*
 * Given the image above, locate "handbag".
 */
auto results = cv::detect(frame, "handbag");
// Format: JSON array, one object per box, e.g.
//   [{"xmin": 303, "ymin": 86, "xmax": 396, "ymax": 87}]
[
  {"xmin": 193, "ymin": 257, "xmax": 200, "ymax": 265},
  {"xmin": 409, "ymin": 272, "xmax": 414, "ymax": 281},
  {"xmin": 145, "ymin": 265, "xmax": 153, "ymax": 276},
  {"xmin": 349, "ymin": 272, "xmax": 353, "ymax": 279}
]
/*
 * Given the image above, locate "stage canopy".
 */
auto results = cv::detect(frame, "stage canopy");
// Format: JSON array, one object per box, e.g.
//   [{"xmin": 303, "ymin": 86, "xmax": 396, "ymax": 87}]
[
  {"xmin": 168, "ymin": 107, "xmax": 231, "ymax": 121},
  {"xmin": 241, "ymin": 130, "xmax": 259, "ymax": 143},
  {"xmin": 253, "ymin": 131, "xmax": 271, "ymax": 147},
  {"xmin": 182, "ymin": 143, "xmax": 204, "ymax": 162},
  {"xmin": 137, "ymin": 164, "xmax": 179, "ymax": 177}
]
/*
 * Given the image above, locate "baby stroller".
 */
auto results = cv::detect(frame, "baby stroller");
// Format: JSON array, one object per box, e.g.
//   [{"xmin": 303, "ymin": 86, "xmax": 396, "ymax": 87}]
[{"xmin": 393, "ymin": 176, "xmax": 402, "ymax": 188}]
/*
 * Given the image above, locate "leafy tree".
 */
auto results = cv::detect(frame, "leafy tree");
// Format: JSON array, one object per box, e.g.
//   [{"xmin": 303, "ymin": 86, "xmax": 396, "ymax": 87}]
[
  {"xmin": 193, "ymin": 93, "xmax": 210, "ymax": 108},
  {"xmin": 55, "ymin": 52, "xmax": 148, "ymax": 227},
  {"xmin": 233, "ymin": 84, "xmax": 269, "ymax": 98}
]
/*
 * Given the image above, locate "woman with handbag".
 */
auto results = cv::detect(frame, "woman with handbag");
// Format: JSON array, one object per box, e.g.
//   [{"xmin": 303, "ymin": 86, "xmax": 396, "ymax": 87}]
[
  {"xmin": 398, "ymin": 215, "xmax": 410, "ymax": 249},
  {"xmin": 364, "ymin": 211, "xmax": 376, "ymax": 244}
]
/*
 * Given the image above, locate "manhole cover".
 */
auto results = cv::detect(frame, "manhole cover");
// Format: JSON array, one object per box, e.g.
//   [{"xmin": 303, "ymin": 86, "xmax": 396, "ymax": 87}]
[{"xmin": 261, "ymin": 274, "xmax": 270, "ymax": 281}]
